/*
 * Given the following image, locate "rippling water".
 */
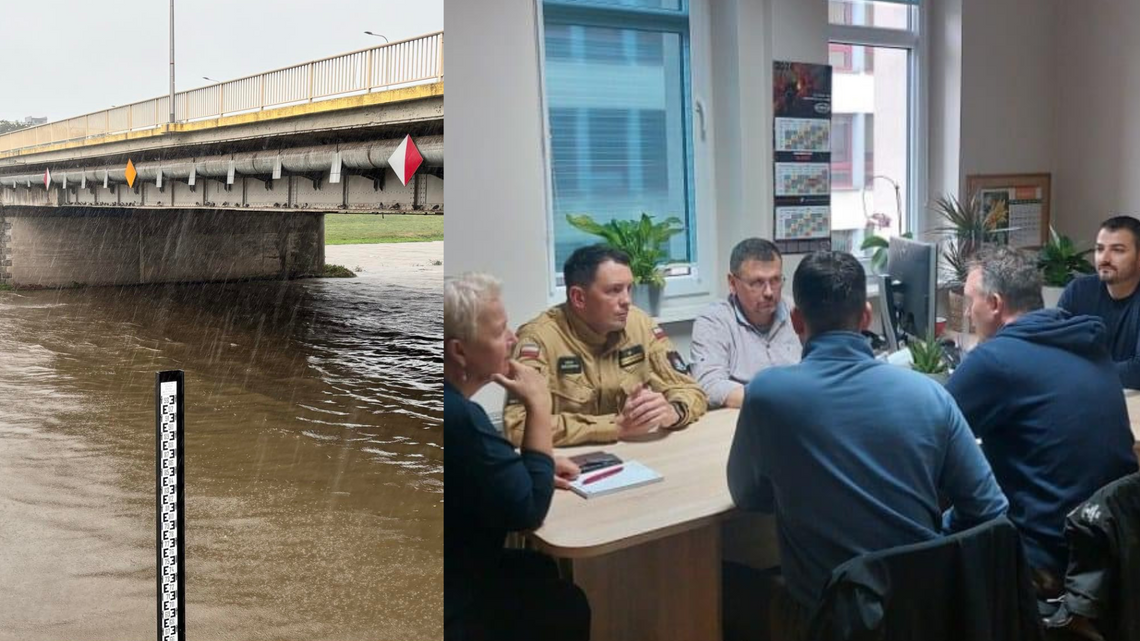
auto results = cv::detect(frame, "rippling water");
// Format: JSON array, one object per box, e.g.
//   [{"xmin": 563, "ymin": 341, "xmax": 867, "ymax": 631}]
[{"xmin": 0, "ymin": 243, "xmax": 443, "ymax": 640}]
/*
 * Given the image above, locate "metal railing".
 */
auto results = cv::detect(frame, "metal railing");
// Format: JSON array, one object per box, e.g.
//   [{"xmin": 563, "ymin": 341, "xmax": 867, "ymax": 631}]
[{"xmin": 0, "ymin": 31, "xmax": 443, "ymax": 154}]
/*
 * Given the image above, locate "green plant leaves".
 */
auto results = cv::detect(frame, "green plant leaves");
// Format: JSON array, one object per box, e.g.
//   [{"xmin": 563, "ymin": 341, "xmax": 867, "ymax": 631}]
[
  {"xmin": 908, "ymin": 332, "xmax": 947, "ymax": 374},
  {"xmin": 565, "ymin": 212, "xmax": 684, "ymax": 285},
  {"xmin": 1037, "ymin": 226, "xmax": 1094, "ymax": 287}
]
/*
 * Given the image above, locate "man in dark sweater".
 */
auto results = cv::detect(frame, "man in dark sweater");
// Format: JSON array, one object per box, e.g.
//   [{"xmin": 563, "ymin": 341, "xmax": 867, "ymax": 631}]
[
  {"xmin": 1058, "ymin": 215, "xmax": 1140, "ymax": 389},
  {"xmin": 947, "ymin": 247, "xmax": 1138, "ymax": 589}
]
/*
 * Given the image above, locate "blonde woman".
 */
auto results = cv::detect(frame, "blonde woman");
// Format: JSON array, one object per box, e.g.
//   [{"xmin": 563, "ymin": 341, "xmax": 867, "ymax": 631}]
[{"xmin": 444, "ymin": 272, "xmax": 589, "ymax": 641}]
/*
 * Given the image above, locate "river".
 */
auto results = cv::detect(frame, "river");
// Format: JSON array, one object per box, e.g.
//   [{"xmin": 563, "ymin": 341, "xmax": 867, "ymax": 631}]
[{"xmin": 0, "ymin": 241, "xmax": 443, "ymax": 640}]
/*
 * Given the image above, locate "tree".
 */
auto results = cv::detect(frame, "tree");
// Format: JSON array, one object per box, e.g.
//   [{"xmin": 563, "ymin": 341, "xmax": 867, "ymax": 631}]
[{"xmin": 0, "ymin": 120, "xmax": 30, "ymax": 135}]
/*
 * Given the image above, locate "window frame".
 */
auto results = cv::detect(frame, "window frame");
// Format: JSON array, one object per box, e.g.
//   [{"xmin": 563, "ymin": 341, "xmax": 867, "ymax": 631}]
[
  {"xmin": 535, "ymin": 0, "xmax": 718, "ymax": 316},
  {"xmin": 829, "ymin": 3, "xmax": 928, "ymax": 242}
]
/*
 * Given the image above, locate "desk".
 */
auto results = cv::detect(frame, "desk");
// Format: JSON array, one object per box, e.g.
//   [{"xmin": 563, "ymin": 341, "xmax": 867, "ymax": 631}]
[
  {"xmin": 532, "ymin": 393, "xmax": 1140, "ymax": 641},
  {"xmin": 529, "ymin": 408, "xmax": 764, "ymax": 641}
]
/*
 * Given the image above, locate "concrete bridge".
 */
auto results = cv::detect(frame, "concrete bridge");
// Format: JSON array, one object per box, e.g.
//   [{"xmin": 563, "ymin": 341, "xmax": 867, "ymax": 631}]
[{"xmin": 0, "ymin": 32, "xmax": 443, "ymax": 288}]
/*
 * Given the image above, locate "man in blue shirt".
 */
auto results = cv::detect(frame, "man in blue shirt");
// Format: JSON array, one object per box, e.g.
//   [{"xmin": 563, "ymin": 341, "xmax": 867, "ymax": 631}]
[
  {"xmin": 727, "ymin": 251, "xmax": 1008, "ymax": 630},
  {"xmin": 1059, "ymin": 215, "xmax": 1140, "ymax": 388},
  {"xmin": 947, "ymin": 246, "xmax": 1138, "ymax": 591}
]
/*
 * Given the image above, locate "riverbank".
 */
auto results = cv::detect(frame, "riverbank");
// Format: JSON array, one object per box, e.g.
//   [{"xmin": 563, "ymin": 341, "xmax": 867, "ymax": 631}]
[
  {"xmin": 325, "ymin": 240, "xmax": 442, "ymax": 289},
  {"xmin": 324, "ymin": 213, "xmax": 443, "ymax": 245}
]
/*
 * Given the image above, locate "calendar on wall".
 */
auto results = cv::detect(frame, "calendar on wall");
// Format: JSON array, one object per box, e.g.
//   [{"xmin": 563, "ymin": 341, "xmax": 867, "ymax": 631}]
[
  {"xmin": 773, "ymin": 61, "xmax": 832, "ymax": 254},
  {"xmin": 965, "ymin": 173, "xmax": 1051, "ymax": 249}
]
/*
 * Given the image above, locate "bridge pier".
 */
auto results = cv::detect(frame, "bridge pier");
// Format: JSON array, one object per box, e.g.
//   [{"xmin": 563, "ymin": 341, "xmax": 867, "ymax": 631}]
[{"xmin": 0, "ymin": 206, "xmax": 324, "ymax": 287}]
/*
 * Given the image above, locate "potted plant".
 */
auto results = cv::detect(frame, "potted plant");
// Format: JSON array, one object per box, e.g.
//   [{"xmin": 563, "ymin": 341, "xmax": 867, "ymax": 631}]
[
  {"xmin": 1037, "ymin": 227, "xmax": 1094, "ymax": 308},
  {"xmin": 931, "ymin": 194, "xmax": 1010, "ymax": 332},
  {"xmin": 860, "ymin": 232, "xmax": 913, "ymax": 275},
  {"xmin": 908, "ymin": 332, "xmax": 949, "ymax": 385},
  {"xmin": 566, "ymin": 212, "xmax": 685, "ymax": 316}
]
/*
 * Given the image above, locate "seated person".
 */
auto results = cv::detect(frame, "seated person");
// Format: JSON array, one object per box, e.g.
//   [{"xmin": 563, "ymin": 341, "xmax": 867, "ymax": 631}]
[
  {"xmin": 504, "ymin": 244, "xmax": 708, "ymax": 447},
  {"xmin": 690, "ymin": 238, "xmax": 801, "ymax": 408},
  {"xmin": 946, "ymin": 246, "xmax": 1138, "ymax": 590},
  {"xmin": 444, "ymin": 272, "xmax": 589, "ymax": 641},
  {"xmin": 727, "ymin": 250, "xmax": 1008, "ymax": 638},
  {"xmin": 1059, "ymin": 215, "xmax": 1140, "ymax": 388}
]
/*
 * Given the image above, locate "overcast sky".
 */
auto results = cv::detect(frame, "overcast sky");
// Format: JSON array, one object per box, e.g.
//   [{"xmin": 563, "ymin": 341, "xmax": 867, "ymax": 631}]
[{"xmin": 0, "ymin": 0, "xmax": 443, "ymax": 122}]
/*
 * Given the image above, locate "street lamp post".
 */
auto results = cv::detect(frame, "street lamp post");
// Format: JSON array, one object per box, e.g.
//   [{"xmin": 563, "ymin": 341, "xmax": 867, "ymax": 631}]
[
  {"xmin": 169, "ymin": 0, "xmax": 176, "ymax": 124},
  {"xmin": 363, "ymin": 31, "xmax": 389, "ymax": 43}
]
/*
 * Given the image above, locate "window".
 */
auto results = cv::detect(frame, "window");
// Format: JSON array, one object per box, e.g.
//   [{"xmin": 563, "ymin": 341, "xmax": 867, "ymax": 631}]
[
  {"xmin": 828, "ymin": 0, "xmax": 920, "ymax": 257},
  {"xmin": 541, "ymin": 0, "xmax": 697, "ymax": 284}
]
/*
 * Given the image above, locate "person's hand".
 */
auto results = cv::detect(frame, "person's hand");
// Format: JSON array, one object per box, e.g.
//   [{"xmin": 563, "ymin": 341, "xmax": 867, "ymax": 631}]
[
  {"xmin": 492, "ymin": 360, "xmax": 551, "ymax": 415},
  {"xmin": 617, "ymin": 386, "xmax": 680, "ymax": 440},
  {"xmin": 553, "ymin": 456, "xmax": 580, "ymax": 490}
]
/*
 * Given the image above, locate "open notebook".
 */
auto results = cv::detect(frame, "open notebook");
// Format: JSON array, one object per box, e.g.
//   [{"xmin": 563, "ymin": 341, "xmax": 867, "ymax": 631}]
[{"xmin": 568, "ymin": 460, "xmax": 663, "ymax": 499}]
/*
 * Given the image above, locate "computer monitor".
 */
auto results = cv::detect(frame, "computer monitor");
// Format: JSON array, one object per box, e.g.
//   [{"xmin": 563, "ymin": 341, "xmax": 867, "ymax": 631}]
[{"xmin": 882, "ymin": 236, "xmax": 939, "ymax": 346}]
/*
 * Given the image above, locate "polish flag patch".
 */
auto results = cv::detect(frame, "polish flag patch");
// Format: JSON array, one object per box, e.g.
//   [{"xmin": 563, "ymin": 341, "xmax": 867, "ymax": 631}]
[
  {"xmin": 519, "ymin": 343, "xmax": 541, "ymax": 359},
  {"xmin": 387, "ymin": 134, "xmax": 424, "ymax": 186},
  {"xmin": 652, "ymin": 326, "xmax": 666, "ymax": 341}
]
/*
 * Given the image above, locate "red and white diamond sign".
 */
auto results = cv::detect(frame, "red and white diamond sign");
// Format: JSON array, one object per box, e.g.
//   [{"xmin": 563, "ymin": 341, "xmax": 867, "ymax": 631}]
[
  {"xmin": 43, "ymin": 168, "xmax": 51, "ymax": 189},
  {"xmin": 387, "ymin": 134, "xmax": 423, "ymax": 186}
]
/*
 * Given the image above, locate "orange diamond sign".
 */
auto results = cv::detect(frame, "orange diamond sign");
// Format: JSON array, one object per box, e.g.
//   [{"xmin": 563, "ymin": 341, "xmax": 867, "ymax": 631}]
[{"xmin": 125, "ymin": 159, "xmax": 137, "ymax": 188}]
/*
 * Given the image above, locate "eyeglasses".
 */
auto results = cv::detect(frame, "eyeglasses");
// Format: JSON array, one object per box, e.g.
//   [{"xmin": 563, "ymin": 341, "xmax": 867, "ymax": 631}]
[{"xmin": 732, "ymin": 274, "xmax": 783, "ymax": 292}]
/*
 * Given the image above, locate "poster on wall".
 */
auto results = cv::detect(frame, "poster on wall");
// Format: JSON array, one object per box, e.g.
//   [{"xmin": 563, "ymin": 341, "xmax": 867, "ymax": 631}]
[{"xmin": 773, "ymin": 61, "xmax": 832, "ymax": 254}]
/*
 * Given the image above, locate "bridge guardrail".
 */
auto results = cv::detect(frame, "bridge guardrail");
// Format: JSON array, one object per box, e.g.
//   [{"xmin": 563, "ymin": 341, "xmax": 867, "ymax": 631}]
[{"xmin": 0, "ymin": 31, "xmax": 443, "ymax": 154}]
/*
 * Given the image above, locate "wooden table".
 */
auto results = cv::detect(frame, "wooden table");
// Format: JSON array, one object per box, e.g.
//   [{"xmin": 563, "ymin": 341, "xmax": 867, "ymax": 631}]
[
  {"xmin": 529, "ymin": 408, "xmax": 765, "ymax": 641},
  {"xmin": 531, "ymin": 393, "xmax": 1140, "ymax": 641}
]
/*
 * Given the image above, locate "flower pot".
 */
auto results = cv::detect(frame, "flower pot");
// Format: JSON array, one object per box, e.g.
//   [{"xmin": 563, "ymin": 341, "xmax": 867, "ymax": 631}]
[
  {"xmin": 947, "ymin": 289, "xmax": 969, "ymax": 333},
  {"xmin": 632, "ymin": 283, "xmax": 663, "ymax": 317},
  {"xmin": 924, "ymin": 371, "xmax": 950, "ymax": 387},
  {"xmin": 1042, "ymin": 285, "xmax": 1064, "ymax": 309}
]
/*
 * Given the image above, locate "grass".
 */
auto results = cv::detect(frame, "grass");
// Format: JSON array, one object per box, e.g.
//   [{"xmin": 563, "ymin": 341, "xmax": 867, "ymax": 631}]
[
  {"xmin": 321, "ymin": 264, "xmax": 356, "ymax": 278},
  {"xmin": 324, "ymin": 213, "xmax": 443, "ymax": 245}
]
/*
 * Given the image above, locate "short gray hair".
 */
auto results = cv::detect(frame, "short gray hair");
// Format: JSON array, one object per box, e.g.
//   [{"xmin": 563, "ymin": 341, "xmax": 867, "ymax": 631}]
[
  {"xmin": 969, "ymin": 246, "xmax": 1043, "ymax": 314},
  {"xmin": 730, "ymin": 238, "xmax": 782, "ymax": 275},
  {"xmin": 444, "ymin": 272, "xmax": 502, "ymax": 342}
]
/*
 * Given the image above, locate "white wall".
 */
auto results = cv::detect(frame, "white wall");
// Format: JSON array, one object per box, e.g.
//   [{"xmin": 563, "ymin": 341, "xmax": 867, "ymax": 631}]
[
  {"xmin": 927, "ymin": 0, "xmax": 963, "ymax": 221},
  {"xmin": 1053, "ymin": 0, "xmax": 1140, "ymax": 240},
  {"xmin": 446, "ymin": 0, "xmax": 553, "ymax": 332},
  {"xmin": 926, "ymin": 0, "xmax": 1058, "ymax": 231},
  {"xmin": 960, "ymin": 0, "xmax": 1057, "ymax": 186}
]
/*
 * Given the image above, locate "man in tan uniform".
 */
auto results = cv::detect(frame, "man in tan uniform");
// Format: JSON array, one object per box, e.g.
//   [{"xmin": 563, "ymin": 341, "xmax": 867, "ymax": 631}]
[{"xmin": 504, "ymin": 244, "xmax": 707, "ymax": 447}]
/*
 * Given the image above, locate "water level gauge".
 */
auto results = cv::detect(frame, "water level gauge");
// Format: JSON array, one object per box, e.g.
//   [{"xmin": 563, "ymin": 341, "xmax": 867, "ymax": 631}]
[{"xmin": 156, "ymin": 370, "xmax": 185, "ymax": 641}]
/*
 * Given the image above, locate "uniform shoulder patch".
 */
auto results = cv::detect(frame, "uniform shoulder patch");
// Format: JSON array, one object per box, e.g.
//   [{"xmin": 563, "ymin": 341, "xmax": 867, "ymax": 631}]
[
  {"xmin": 518, "ymin": 343, "xmax": 541, "ymax": 359},
  {"xmin": 618, "ymin": 344, "xmax": 646, "ymax": 368},
  {"xmin": 666, "ymin": 350, "xmax": 689, "ymax": 374},
  {"xmin": 652, "ymin": 326, "xmax": 666, "ymax": 341}
]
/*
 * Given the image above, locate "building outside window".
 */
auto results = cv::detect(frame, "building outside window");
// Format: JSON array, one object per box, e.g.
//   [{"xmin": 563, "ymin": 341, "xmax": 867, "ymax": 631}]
[
  {"xmin": 541, "ymin": 0, "xmax": 697, "ymax": 287},
  {"xmin": 828, "ymin": 0, "xmax": 920, "ymax": 257}
]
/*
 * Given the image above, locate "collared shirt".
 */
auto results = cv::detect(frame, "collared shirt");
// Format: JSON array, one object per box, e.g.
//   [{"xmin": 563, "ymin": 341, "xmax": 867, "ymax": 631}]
[
  {"xmin": 690, "ymin": 295, "xmax": 802, "ymax": 407},
  {"xmin": 503, "ymin": 304, "xmax": 708, "ymax": 446},
  {"xmin": 727, "ymin": 331, "xmax": 1008, "ymax": 608}
]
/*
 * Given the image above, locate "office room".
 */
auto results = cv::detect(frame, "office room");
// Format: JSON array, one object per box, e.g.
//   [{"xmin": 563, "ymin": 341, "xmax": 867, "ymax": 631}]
[{"xmin": 444, "ymin": 0, "xmax": 1140, "ymax": 639}]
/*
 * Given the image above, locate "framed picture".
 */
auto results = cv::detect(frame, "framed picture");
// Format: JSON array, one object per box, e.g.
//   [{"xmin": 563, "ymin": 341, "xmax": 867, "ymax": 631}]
[{"xmin": 965, "ymin": 173, "xmax": 1051, "ymax": 249}]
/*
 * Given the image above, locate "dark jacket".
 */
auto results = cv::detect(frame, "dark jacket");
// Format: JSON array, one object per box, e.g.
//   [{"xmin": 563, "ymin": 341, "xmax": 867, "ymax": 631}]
[
  {"xmin": 1059, "ymin": 274, "xmax": 1140, "ymax": 388},
  {"xmin": 810, "ymin": 516, "xmax": 1043, "ymax": 641},
  {"xmin": 946, "ymin": 308, "xmax": 1139, "ymax": 574},
  {"xmin": 1048, "ymin": 473, "xmax": 1140, "ymax": 641},
  {"xmin": 444, "ymin": 381, "xmax": 555, "ymax": 626}
]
